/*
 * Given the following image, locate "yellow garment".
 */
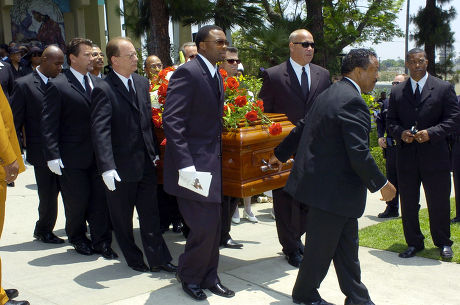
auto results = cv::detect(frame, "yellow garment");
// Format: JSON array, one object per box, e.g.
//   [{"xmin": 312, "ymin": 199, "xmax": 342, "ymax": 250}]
[{"xmin": 0, "ymin": 86, "xmax": 25, "ymax": 304}]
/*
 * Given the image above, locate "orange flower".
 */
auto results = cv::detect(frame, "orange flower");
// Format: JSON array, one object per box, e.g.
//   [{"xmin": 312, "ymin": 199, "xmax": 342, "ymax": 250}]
[
  {"xmin": 158, "ymin": 67, "xmax": 175, "ymax": 80},
  {"xmin": 245, "ymin": 110, "xmax": 258, "ymax": 122},
  {"xmin": 223, "ymin": 105, "xmax": 228, "ymax": 113},
  {"xmin": 228, "ymin": 103, "xmax": 235, "ymax": 112},
  {"xmin": 226, "ymin": 77, "xmax": 239, "ymax": 90},
  {"xmin": 158, "ymin": 96, "xmax": 166, "ymax": 105},
  {"xmin": 152, "ymin": 115, "xmax": 162, "ymax": 128},
  {"xmin": 158, "ymin": 83, "xmax": 168, "ymax": 97},
  {"xmin": 219, "ymin": 68, "xmax": 228, "ymax": 79},
  {"xmin": 152, "ymin": 108, "xmax": 161, "ymax": 116},
  {"xmin": 256, "ymin": 100, "xmax": 264, "ymax": 112},
  {"xmin": 234, "ymin": 95, "xmax": 247, "ymax": 107},
  {"xmin": 269, "ymin": 123, "xmax": 282, "ymax": 136},
  {"xmin": 160, "ymin": 138, "xmax": 167, "ymax": 146}
]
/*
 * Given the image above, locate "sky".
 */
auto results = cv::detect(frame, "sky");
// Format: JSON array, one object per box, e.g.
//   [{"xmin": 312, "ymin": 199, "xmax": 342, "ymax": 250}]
[{"xmin": 357, "ymin": 0, "xmax": 460, "ymax": 60}]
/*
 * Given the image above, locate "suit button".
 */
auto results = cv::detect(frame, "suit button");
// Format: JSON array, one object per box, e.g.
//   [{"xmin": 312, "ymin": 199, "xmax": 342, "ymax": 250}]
[{"xmin": 218, "ymin": 154, "xmax": 222, "ymax": 158}]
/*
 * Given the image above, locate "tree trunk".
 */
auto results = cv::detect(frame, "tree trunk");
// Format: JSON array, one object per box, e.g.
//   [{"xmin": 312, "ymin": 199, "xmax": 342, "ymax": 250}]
[
  {"xmin": 305, "ymin": 0, "xmax": 325, "ymax": 67},
  {"xmin": 424, "ymin": 0, "xmax": 436, "ymax": 75},
  {"xmin": 147, "ymin": 0, "xmax": 172, "ymax": 66}
]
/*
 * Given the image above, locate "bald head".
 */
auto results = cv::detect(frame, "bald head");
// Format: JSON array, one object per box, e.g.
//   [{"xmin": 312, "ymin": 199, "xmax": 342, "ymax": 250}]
[
  {"xmin": 40, "ymin": 45, "xmax": 64, "ymax": 78},
  {"xmin": 289, "ymin": 29, "xmax": 313, "ymax": 43},
  {"xmin": 289, "ymin": 29, "xmax": 315, "ymax": 66},
  {"xmin": 144, "ymin": 55, "xmax": 163, "ymax": 80}
]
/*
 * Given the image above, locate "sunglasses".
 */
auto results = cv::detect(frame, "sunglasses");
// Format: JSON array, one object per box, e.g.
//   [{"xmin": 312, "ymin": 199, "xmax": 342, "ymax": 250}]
[
  {"xmin": 226, "ymin": 59, "xmax": 241, "ymax": 64},
  {"xmin": 292, "ymin": 41, "xmax": 315, "ymax": 49},
  {"xmin": 392, "ymin": 81, "xmax": 400, "ymax": 85},
  {"xmin": 203, "ymin": 39, "xmax": 230, "ymax": 47}
]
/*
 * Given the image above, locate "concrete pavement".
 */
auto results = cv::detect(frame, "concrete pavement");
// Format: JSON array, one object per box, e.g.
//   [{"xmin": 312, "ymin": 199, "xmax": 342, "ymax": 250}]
[{"xmin": 1, "ymin": 163, "xmax": 459, "ymax": 305}]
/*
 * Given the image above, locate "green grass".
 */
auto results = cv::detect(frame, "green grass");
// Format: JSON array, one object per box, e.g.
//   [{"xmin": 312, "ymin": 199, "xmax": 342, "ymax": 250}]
[{"xmin": 359, "ymin": 199, "xmax": 460, "ymax": 263}]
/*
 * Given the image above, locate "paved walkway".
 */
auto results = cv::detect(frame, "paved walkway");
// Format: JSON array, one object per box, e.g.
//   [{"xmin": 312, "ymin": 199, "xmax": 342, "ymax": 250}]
[{"xmin": 1, "ymin": 164, "xmax": 459, "ymax": 305}]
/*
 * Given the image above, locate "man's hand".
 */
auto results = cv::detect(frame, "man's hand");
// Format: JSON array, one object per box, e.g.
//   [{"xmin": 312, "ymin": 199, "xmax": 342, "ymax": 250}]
[
  {"xmin": 401, "ymin": 130, "xmax": 415, "ymax": 144},
  {"xmin": 414, "ymin": 130, "xmax": 430, "ymax": 143},
  {"xmin": 380, "ymin": 182, "xmax": 396, "ymax": 202},
  {"xmin": 268, "ymin": 155, "xmax": 283, "ymax": 172},
  {"xmin": 4, "ymin": 160, "xmax": 19, "ymax": 183},
  {"xmin": 47, "ymin": 159, "xmax": 64, "ymax": 175},
  {"xmin": 102, "ymin": 169, "xmax": 121, "ymax": 191},
  {"xmin": 378, "ymin": 137, "xmax": 387, "ymax": 148}
]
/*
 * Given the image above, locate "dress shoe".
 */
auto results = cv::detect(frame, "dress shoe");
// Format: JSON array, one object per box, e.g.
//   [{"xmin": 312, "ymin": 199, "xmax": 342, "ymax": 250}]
[
  {"xmin": 398, "ymin": 246, "xmax": 424, "ymax": 258},
  {"xmin": 129, "ymin": 263, "xmax": 149, "ymax": 272},
  {"xmin": 298, "ymin": 240, "xmax": 305, "ymax": 255},
  {"xmin": 243, "ymin": 210, "xmax": 258, "ymax": 222},
  {"xmin": 231, "ymin": 215, "xmax": 240, "ymax": 224},
  {"xmin": 377, "ymin": 206, "xmax": 399, "ymax": 218},
  {"xmin": 286, "ymin": 251, "xmax": 302, "ymax": 267},
  {"xmin": 208, "ymin": 282, "xmax": 235, "ymax": 298},
  {"xmin": 440, "ymin": 245, "xmax": 453, "ymax": 259},
  {"xmin": 451, "ymin": 217, "xmax": 460, "ymax": 223},
  {"xmin": 293, "ymin": 298, "xmax": 334, "ymax": 305},
  {"xmin": 223, "ymin": 238, "xmax": 243, "ymax": 249},
  {"xmin": 172, "ymin": 221, "xmax": 183, "ymax": 233},
  {"xmin": 33, "ymin": 232, "xmax": 64, "ymax": 244},
  {"xmin": 7, "ymin": 182, "xmax": 14, "ymax": 187},
  {"xmin": 150, "ymin": 262, "xmax": 177, "ymax": 273},
  {"xmin": 182, "ymin": 282, "xmax": 207, "ymax": 301},
  {"xmin": 93, "ymin": 245, "xmax": 118, "ymax": 259},
  {"xmin": 5, "ymin": 289, "xmax": 18, "ymax": 299},
  {"xmin": 5, "ymin": 300, "xmax": 30, "ymax": 305},
  {"xmin": 344, "ymin": 297, "xmax": 375, "ymax": 305},
  {"xmin": 72, "ymin": 240, "xmax": 93, "ymax": 255}
]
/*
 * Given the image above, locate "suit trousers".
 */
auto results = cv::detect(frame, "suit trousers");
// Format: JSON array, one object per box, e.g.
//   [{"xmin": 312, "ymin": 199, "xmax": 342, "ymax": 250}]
[
  {"xmin": 273, "ymin": 188, "xmax": 307, "ymax": 255},
  {"xmin": 220, "ymin": 196, "xmax": 238, "ymax": 244},
  {"xmin": 0, "ymin": 182, "xmax": 9, "ymax": 304},
  {"xmin": 452, "ymin": 141, "xmax": 460, "ymax": 218},
  {"xmin": 157, "ymin": 184, "xmax": 182, "ymax": 229},
  {"xmin": 384, "ymin": 146, "xmax": 399, "ymax": 210},
  {"xmin": 398, "ymin": 166, "xmax": 452, "ymax": 248},
  {"xmin": 33, "ymin": 165, "xmax": 60, "ymax": 234},
  {"xmin": 59, "ymin": 163, "xmax": 111, "ymax": 247},
  {"xmin": 177, "ymin": 197, "xmax": 221, "ymax": 288},
  {"xmin": 105, "ymin": 162, "xmax": 172, "ymax": 268},
  {"xmin": 292, "ymin": 207, "xmax": 371, "ymax": 304}
]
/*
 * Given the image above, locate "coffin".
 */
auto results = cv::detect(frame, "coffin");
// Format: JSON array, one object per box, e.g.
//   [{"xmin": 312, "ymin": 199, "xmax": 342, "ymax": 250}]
[{"xmin": 154, "ymin": 113, "xmax": 295, "ymax": 198}]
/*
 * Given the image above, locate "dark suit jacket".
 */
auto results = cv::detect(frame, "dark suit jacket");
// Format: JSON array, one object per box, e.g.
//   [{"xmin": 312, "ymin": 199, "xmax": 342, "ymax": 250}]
[
  {"xmin": 0, "ymin": 61, "xmax": 15, "ymax": 102},
  {"xmin": 387, "ymin": 75, "xmax": 460, "ymax": 172},
  {"xmin": 259, "ymin": 60, "xmax": 331, "ymax": 124},
  {"xmin": 41, "ymin": 69, "xmax": 101, "ymax": 169},
  {"xmin": 163, "ymin": 56, "xmax": 224, "ymax": 203},
  {"xmin": 90, "ymin": 71, "xmax": 159, "ymax": 182},
  {"xmin": 11, "ymin": 70, "xmax": 49, "ymax": 166},
  {"xmin": 275, "ymin": 79, "xmax": 386, "ymax": 218}
]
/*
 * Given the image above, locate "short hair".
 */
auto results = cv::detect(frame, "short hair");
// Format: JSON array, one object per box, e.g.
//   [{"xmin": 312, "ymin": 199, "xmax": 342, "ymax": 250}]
[
  {"xmin": 226, "ymin": 47, "xmax": 238, "ymax": 54},
  {"xmin": 341, "ymin": 48, "xmax": 377, "ymax": 75},
  {"xmin": 180, "ymin": 42, "xmax": 196, "ymax": 53},
  {"xmin": 106, "ymin": 37, "xmax": 132, "ymax": 66},
  {"xmin": 194, "ymin": 25, "xmax": 224, "ymax": 50},
  {"xmin": 406, "ymin": 48, "xmax": 426, "ymax": 61},
  {"xmin": 66, "ymin": 38, "xmax": 92, "ymax": 65}
]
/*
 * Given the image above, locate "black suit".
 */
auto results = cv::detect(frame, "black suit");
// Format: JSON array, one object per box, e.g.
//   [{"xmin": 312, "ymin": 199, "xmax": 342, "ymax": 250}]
[
  {"xmin": 387, "ymin": 75, "xmax": 460, "ymax": 248},
  {"xmin": 275, "ymin": 79, "xmax": 386, "ymax": 304},
  {"xmin": 452, "ymin": 96, "xmax": 460, "ymax": 220},
  {"xmin": 41, "ymin": 69, "xmax": 111, "ymax": 247},
  {"xmin": 11, "ymin": 70, "xmax": 60, "ymax": 235},
  {"xmin": 163, "ymin": 55, "xmax": 224, "ymax": 288},
  {"xmin": 0, "ymin": 61, "xmax": 14, "ymax": 102},
  {"xmin": 259, "ymin": 60, "xmax": 330, "ymax": 256},
  {"xmin": 91, "ymin": 71, "xmax": 172, "ymax": 268}
]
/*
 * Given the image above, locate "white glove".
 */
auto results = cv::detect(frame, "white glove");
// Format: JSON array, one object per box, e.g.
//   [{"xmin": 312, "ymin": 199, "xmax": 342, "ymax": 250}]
[
  {"xmin": 47, "ymin": 159, "xmax": 64, "ymax": 175},
  {"xmin": 102, "ymin": 169, "xmax": 121, "ymax": 191},
  {"xmin": 153, "ymin": 155, "xmax": 160, "ymax": 167}
]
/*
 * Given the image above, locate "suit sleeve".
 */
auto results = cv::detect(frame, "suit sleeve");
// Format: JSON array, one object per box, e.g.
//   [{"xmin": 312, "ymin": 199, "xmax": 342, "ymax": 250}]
[
  {"xmin": 258, "ymin": 70, "xmax": 275, "ymax": 113},
  {"xmin": 10, "ymin": 80, "xmax": 25, "ymax": 144},
  {"xmin": 90, "ymin": 85, "xmax": 116, "ymax": 173},
  {"xmin": 274, "ymin": 117, "xmax": 306, "ymax": 162},
  {"xmin": 41, "ymin": 81, "xmax": 62, "ymax": 161},
  {"xmin": 339, "ymin": 97, "xmax": 386, "ymax": 193}
]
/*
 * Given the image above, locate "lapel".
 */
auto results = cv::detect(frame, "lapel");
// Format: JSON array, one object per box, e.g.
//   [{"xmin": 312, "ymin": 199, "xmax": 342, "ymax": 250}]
[
  {"xmin": 32, "ymin": 70, "xmax": 46, "ymax": 94},
  {"xmin": 307, "ymin": 64, "xmax": 320, "ymax": 104},
  {"xmin": 65, "ymin": 69, "xmax": 90, "ymax": 104},
  {"xmin": 402, "ymin": 79, "xmax": 417, "ymax": 108},
  {"xmin": 108, "ymin": 71, "xmax": 139, "ymax": 112},
  {"xmin": 284, "ymin": 61, "xmax": 304, "ymax": 102},
  {"xmin": 196, "ymin": 56, "xmax": 220, "ymax": 97},
  {"xmin": 420, "ymin": 74, "xmax": 433, "ymax": 105}
]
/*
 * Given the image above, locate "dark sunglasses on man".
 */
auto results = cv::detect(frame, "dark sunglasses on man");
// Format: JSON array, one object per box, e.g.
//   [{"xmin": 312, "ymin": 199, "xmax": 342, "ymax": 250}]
[
  {"xmin": 292, "ymin": 41, "xmax": 315, "ymax": 49},
  {"xmin": 203, "ymin": 39, "xmax": 230, "ymax": 47},
  {"xmin": 226, "ymin": 59, "xmax": 241, "ymax": 64},
  {"xmin": 392, "ymin": 81, "xmax": 400, "ymax": 85}
]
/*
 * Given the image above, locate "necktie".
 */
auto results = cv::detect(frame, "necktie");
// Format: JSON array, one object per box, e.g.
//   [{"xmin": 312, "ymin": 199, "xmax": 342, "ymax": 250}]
[
  {"xmin": 128, "ymin": 79, "xmax": 136, "ymax": 101},
  {"xmin": 84, "ymin": 75, "xmax": 92, "ymax": 98},
  {"xmin": 213, "ymin": 73, "xmax": 220, "ymax": 95},
  {"xmin": 414, "ymin": 83, "xmax": 421, "ymax": 105},
  {"xmin": 301, "ymin": 67, "xmax": 309, "ymax": 99}
]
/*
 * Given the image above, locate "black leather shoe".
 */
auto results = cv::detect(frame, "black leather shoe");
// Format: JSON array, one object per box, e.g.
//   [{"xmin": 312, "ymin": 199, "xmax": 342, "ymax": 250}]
[
  {"xmin": 344, "ymin": 297, "xmax": 375, "ymax": 305},
  {"xmin": 223, "ymin": 238, "xmax": 243, "ymax": 249},
  {"xmin": 93, "ymin": 245, "xmax": 118, "ymax": 259},
  {"xmin": 440, "ymin": 245, "xmax": 453, "ymax": 260},
  {"xmin": 5, "ymin": 289, "xmax": 18, "ymax": 299},
  {"xmin": 172, "ymin": 221, "xmax": 183, "ymax": 233},
  {"xmin": 129, "ymin": 263, "xmax": 149, "ymax": 272},
  {"xmin": 150, "ymin": 262, "xmax": 177, "ymax": 273},
  {"xmin": 5, "ymin": 300, "xmax": 30, "ymax": 305},
  {"xmin": 377, "ymin": 206, "xmax": 399, "ymax": 218},
  {"xmin": 72, "ymin": 240, "xmax": 93, "ymax": 255},
  {"xmin": 297, "ymin": 240, "xmax": 305, "ymax": 255},
  {"xmin": 451, "ymin": 217, "xmax": 460, "ymax": 223},
  {"xmin": 398, "ymin": 246, "xmax": 424, "ymax": 258},
  {"xmin": 286, "ymin": 251, "xmax": 302, "ymax": 267},
  {"xmin": 33, "ymin": 232, "xmax": 64, "ymax": 244},
  {"xmin": 293, "ymin": 298, "xmax": 334, "ymax": 305},
  {"xmin": 208, "ymin": 282, "xmax": 235, "ymax": 298},
  {"xmin": 182, "ymin": 282, "xmax": 207, "ymax": 301}
]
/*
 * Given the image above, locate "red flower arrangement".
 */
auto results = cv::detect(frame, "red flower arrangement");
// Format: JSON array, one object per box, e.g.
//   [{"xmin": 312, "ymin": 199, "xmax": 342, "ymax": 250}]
[{"xmin": 150, "ymin": 66, "xmax": 176, "ymax": 128}]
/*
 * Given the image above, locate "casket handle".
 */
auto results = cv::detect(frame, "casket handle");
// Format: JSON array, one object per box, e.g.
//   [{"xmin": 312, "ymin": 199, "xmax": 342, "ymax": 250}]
[{"xmin": 260, "ymin": 158, "xmax": 294, "ymax": 172}]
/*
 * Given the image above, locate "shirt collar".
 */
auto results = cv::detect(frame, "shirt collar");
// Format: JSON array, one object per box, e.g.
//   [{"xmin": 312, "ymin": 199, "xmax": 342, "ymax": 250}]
[
  {"xmin": 197, "ymin": 53, "xmax": 217, "ymax": 77},
  {"xmin": 410, "ymin": 72, "xmax": 428, "ymax": 93},
  {"xmin": 113, "ymin": 70, "xmax": 135, "ymax": 92},
  {"xmin": 35, "ymin": 66, "xmax": 49, "ymax": 84},
  {"xmin": 69, "ymin": 66, "xmax": 87, "ymax": 85},
  {"xmin": 344, "ymin": 77, "xmax": 361, "ymax": 95},
  {"xmin": 289, "ymin": 57, "xmax": 310, "ymax": 72}
]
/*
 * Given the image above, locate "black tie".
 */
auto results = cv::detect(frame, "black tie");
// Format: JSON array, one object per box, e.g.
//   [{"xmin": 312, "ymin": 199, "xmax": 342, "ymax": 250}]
[
  {"xmin": 301, "ymin": 67, "xmax": 309, "ymax": 99},
  {"xmin": 414, "ymin": 83, "xmax": 421, "ymax": 104},
  {"xmin": 213, "ymin": 73, "xmax": 220, "ymax": 95},
  {"xmin": 84, "ymin": 75, "xmax": 92, "ymax": 98},
  {"xmin": 128, "ymin": 79, "xmax": 136, "ymax": 101}
]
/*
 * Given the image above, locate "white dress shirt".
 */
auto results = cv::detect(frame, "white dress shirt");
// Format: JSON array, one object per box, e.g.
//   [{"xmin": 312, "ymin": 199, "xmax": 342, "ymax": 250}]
[
  {"xmin": 69, "ymin": 66, "xmax": 93, "ymax": 90},
  {"xmin": 410, "ymin": 72, "xmax": 428, "ymax": 94},
  {"xmin": 289, "ymin": 57, "xmax": 311, "ymax": 90}
]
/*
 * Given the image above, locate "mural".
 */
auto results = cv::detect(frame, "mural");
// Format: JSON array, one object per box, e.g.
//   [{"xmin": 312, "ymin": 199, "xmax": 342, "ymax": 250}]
[{"xmin": 10, "ymin": 0, "xmax": 68, "ymax": 52}]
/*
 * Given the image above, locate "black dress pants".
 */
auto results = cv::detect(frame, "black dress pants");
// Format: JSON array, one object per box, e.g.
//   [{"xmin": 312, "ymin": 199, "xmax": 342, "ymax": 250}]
[
  {"xmin": 292, "ymin": 207, "xmax": 371, "ymax": 304},
  {"xmin": 157, "ymin": 184, "xmax": 182, "ymax": 229},
  {"xmin": 384, "ymin": 145, "xmax": 399, "ymax": 210},
  {"xmin": 452, "ymin": 141, "xmax": 460, "ymax": 218},
  {"xmin": 220, "ymin": 196, "xmax": 238, "ymax": 244},
  {"xmin": 33, "ymin": 165, "xmax": 60, "ymax": 235}
]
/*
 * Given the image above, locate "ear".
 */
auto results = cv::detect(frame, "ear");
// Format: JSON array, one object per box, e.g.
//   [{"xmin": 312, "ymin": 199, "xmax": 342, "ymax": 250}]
[{"xmin": 69, "ymin": 53, "xmax": 76, "ymax": 65}]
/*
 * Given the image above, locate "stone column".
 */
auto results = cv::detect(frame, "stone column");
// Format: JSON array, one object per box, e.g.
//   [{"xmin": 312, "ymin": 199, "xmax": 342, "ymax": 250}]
[
  {"xmin": 0, "ymin": 0, "xmax": 13, "ymax": 44},
  {"xmin": 84, "ymin": 0, "xmax": 106, "ymax": 51}
]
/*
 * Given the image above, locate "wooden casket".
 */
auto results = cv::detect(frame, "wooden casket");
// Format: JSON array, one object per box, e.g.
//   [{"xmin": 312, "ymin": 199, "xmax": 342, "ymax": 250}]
[{"xmin": 154, "ymin": 113, "xmax": 295, "ymax": 198}]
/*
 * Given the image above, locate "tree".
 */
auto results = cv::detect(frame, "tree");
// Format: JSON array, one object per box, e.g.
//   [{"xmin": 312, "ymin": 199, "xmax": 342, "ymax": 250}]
[{"xmin": 412, "ymin": 0, "xmax": 456, "ymax": 76}]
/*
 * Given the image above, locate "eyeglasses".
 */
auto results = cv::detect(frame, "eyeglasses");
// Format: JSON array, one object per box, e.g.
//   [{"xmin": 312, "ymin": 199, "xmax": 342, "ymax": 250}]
[
  {"xmin": 118, "ymin": 52, "xmax": 137, "ymax": 59},
  {"xmin": 226, "ymin": 59, "xmax": 241, "ymax": 64},
  {"xmin": 292, "ymin": 41, "xmax": 315, "ymax": 49},
  {"xmin": 92, "ymin": 52, "xmax": 104, "ymax": 57},
  {"xmin": 148, "ymin": 63, "xmax": 163, "ymax": 69},
  {"xmin": 203, "ymin": 39, "xmax": 229, "ymax": 47},
  {"xmin": 391, "ymin": 81, "xmax": 400, "ymax": 86}
]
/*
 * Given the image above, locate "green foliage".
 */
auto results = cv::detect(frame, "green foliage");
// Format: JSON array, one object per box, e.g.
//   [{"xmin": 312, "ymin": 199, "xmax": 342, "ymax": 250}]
[
  {"xmin": 369, "ymin": 127, "xmax": 379, "ymax": 148},
  {"xmin": 370, "ymin": 146, "xmax": 385, "ymax": 175}
]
